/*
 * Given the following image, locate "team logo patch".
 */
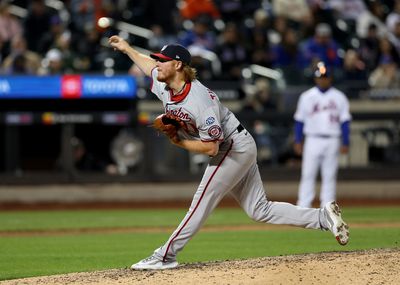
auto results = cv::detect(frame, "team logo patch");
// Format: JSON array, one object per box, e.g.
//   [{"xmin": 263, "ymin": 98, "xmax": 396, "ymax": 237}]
[
  {"xmin": 206, "ymin": 116, "xmax": 215, "ymax": 125},
  {"xmin": 208, "ymin": 125, "xmax": 222, "ymax": 139}
]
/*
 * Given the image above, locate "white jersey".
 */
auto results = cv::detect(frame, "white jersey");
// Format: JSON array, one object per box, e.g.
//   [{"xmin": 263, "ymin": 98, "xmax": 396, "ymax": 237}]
[
  {"xmin": 294, "ymin": 86, "xmax": 351, "ymax": 137},
  {"xmin": 150, "ymin": 69, "xmax": 240, "ymax": 142}
]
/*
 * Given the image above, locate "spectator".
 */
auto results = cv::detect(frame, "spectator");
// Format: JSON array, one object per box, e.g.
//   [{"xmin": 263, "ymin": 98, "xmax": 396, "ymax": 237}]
[
  {"xmin": 142, "ymin": 0, "xmax": 179, "ymax": 35},
  {"xmin": 142, "ymin": 0, "xmax": 179, "ymax": 50},
  {"xmin": 112, "ymin": 0, "xmax": 148, "ymax": 26},
  {"xmin": 186, "ymin": 45, "xmax": 216, "ymax": 80},
  {"xmin": 179, "ymin": 16, "xmax": 218, "ymax": 79},
  {"xmin": 214, "ymin": 0, "xmax": 262, "ymax": 23},
  {"xmin": 368, "ymin": 37, "xmax": 400, "ymax": 89},
  {"xmin": 0, "ymin": 2, "xmax": 23, "ymax": 39},
  {"xmin": 388, "ymin": 20, "xmax": 400, "ymax": 56},
  {"xmin": 148, "ymin": 25, "xmax": 178, "ymax": 51},
  {"xmin": 386, "ymin": 0, "xmax": 400, "ymax": 34},
  {"xmin": 243, "ymin": 78, "xmax": 277, "ymax": 112},
  {"xmin": 270, "ymin": 27, "xmax": 301, "ymax": 68},
  {"xmin": 215, "ymin": 22, "xmax": 248, "ymax": 80},
  {"xmin": 327, "ymin": 0, "xmax": 368, "ymax": 45},
  {"xmin": 250, "ymin": 30, "xmax": 271, "ymax": 67},
  {"xmin": 359, "ymin": 23, "xmax": 381, "ymax": 72},
  {"xmin": 38, "ymin": 48, "xmax": 65, "ymax": 75},
  {"xmin": 247, "ymin": 9, "xmax": 272, "ymax": 67},
  {"xmin": 247, "ymin": 8, "xmax": 270, "ymax": 40},
  {"xmin": 241, "ymin": 0, "xmax": 265, "ymax": 18},
  {"xmin": 0, "ymin": 2, "xmax": 23, "ymax": 58},
  {"xmin": 180, "ymin": 0, "xmax": 220, "ymax": 21},
  {"xmin": 72, "ymin": 26, "xmax": 103, "ymax": 72},
  {"xmin": 368, "ymin": 55, "xmax": 400, "ymax": 89},
  {"xmin": 179, "ymin": 15, "xmax": 217, "ymax": 51},
  {"xmin": 307, "ymin": 0, "xmax": 336, "ymax": 30},
  {"xmin": 377, "ymin": 36, "xmax": 400, "ymax": 66},
  {"xmin": 298, "ymin": 23, "xmax": 342, "ymax": 69},
  {"xmin": 268, "ymin": 15, "xmax": 289, "ymax": 45},
  {"xmin": 214, "ymin": 0, "xmax": 241, "ymax": 22},
  {"xmin": 53, "ymin": 31, "xmax": 77, "ymax": 73},
  {"xmin": 270, "ymin": 27, "xmax": 303, "ymax": 84},
  {"xmin": 23, "ymin": 0, "xmax": 57, "ymax": 52},
  {"xmin": 67, "ymin": 0, "xmax": 116, "ymax": 36},
  {"xmin": 2, "ymin": 54, "xmax": 28, "ymax": 74},
  {"xmin": 37, "ymin": 15, "xmax": 67, "ymax": 55},
  {"xmin": 68, "ymin": 0, "xmax": 95, "ymax": 33},
  {"xmin": 343, "ymin": 49, "xmax": 367, "ymax": 81},
  {"xmin": 272, "ymin": 0, "xmax": 313, "ymax": 31},
  {"xmin": 242, "ymin": 78, "xmax": 278, "ymax": 164},
  {"xmin": 356, "ymin": 0, "xmax": 387, "ymax": 39},
  {"xmin": 328, "ymin": 0, "xmax": 367, "ymax": 27},
  {"xmin": 1, "ymin": 36, "xmax": 41, "ymax": 75},
  {"xmin": 342, "ymin": 49, "xmax": 369, "ymax": 97}
]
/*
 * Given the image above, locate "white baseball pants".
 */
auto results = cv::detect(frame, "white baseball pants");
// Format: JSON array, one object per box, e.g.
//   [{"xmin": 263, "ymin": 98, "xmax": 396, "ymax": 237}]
[{"xmin": 297, "ymin": 136, "xmax": 340, "ymax": 208}]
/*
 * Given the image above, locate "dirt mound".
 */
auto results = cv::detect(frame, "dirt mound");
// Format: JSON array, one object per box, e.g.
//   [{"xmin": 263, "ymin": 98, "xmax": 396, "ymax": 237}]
[{"xmin": 2, "ymin": 248, "xmax": 399, "ymax": 285}]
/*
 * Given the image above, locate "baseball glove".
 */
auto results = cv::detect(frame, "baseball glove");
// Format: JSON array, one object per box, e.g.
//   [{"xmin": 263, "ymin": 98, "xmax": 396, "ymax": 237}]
[{"xmin": 152, "ymin": 113, "xmax": 185, "ymax": 139}]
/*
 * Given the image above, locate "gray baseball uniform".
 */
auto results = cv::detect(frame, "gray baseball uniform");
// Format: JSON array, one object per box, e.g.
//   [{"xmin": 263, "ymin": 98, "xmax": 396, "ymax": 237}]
[{"xmin": 150, "ymin": 69, "xmax": 328, "ymax": 262}]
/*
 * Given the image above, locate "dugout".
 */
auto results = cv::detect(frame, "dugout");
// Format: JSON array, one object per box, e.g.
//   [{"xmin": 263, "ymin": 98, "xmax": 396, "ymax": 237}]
[{"xmin": 0, "ymin": 75, "xmax": 138, "ymax": 179}]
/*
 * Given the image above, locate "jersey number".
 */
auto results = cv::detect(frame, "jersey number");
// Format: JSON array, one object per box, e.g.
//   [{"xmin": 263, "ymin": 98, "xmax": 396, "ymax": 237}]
[
  {"xmin": 207, "ymin": 89, "xmax": 217, "ymax": 100},
  {"xmin": 330, "ymin": 114, "xmax": 339, "ymax": 123}
]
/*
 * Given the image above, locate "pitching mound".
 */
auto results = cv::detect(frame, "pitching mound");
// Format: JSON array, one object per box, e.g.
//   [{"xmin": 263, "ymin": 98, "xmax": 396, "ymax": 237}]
[{"xmin": 2, "ymin": 248, "xmax": 399, "ymax": 285}]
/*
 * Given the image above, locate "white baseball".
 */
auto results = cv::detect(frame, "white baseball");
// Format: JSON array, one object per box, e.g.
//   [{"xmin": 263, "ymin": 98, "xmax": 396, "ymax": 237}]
[{"xmin": 98, "ymin": 17, "xmax": 111, "ymax": 28}]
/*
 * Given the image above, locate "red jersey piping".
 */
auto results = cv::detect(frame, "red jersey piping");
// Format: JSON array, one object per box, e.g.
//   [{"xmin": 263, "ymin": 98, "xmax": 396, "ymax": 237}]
[
  {"xmin": 162, "ymin": 140, "xmax": 234, "ymax": 262},
  {"xmin": 169, "ymin": 82, "xmax": 191, "ymax": 103}
]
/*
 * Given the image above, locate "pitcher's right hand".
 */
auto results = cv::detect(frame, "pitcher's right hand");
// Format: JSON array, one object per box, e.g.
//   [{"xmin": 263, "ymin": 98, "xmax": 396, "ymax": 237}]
[{"xmin": 109, "ymin": 35, "xmax": 130, "ymax": 54}]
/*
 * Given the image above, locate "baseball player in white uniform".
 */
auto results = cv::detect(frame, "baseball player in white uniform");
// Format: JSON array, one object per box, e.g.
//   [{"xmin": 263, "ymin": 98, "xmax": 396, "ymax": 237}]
[
  {"xmin": 108, "ymin": 36, "xmax": 350, "ymax": 270},
  {"xmin": 294, "ymin": 62, "xmax": 351, "ymax": 208}
]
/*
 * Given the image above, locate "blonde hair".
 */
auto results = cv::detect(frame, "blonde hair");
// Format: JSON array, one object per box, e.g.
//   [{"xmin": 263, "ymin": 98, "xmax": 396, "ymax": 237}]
[{"xmin": 182, "ymin": 65, "xmax": 197, "ymax": 82}]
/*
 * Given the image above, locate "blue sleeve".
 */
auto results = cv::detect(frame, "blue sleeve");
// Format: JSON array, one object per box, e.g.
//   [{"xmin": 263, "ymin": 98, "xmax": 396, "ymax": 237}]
[
  {"xmin": 294, "ymin": 120, "xmax": 304, "ymax": 143},
  {"xmin": 341, "ymin": 121, "xmax": 350, "ymax": 146}
]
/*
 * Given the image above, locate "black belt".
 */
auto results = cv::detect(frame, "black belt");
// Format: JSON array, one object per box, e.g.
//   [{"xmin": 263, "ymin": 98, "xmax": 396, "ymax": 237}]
[
  {"xmin": 309, "ymin": 134, "xmax": 337, "ymax": 139},
  {"xmin": 237, "ymin": 124, "xmax": 244, "ymax": 133}
]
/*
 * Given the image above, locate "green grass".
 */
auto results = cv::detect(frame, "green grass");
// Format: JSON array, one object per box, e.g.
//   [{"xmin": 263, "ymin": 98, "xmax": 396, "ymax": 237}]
[
  {"xmin": 1, "ymin": 207, "xmax": 399, "ymax": 231},
  {"xmin": 0, "ymin": 207, "xmax": 399, "ymax": 280},
  {"xmin": 0, "ymin": 209, "xmax": 186, "ymax": 231}
]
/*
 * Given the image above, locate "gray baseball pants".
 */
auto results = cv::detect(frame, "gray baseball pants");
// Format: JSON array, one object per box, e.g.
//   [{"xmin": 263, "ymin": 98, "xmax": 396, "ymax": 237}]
[{"xmin": 154, "ymin": 129, "xmax": 328, "ymax": 262}]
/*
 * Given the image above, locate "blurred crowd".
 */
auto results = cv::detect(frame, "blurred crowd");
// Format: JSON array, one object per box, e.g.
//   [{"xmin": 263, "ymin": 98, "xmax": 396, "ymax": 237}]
[
  {"xmin": 0, "ymin": 0, "xmax": 400, "ymax": 92},
  {"xmin": 1, "ymin": 0, "xmax": 399, "ymax": 169}
]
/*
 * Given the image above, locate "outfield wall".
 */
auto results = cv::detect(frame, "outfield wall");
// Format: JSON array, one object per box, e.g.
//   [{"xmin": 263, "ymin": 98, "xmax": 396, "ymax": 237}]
[{"xmin": 0, "ymin": 181, "xmax": 399, "ymax": 206}]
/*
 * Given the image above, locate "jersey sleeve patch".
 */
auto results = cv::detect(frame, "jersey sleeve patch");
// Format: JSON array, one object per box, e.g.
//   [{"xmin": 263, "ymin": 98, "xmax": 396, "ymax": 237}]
[
  {"xmin": 206, "ymin": 116, "xmax": 215, "ymax": 125},
  {"xmin": 208, "ymin": 125, "xmax": 222, "ymax": 139}
]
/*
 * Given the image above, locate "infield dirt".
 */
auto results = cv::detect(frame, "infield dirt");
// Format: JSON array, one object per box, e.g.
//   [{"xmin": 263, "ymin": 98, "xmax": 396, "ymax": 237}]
[{"xmin": 1, "ymin": 248, "xmax": 399, "ymax": 285}]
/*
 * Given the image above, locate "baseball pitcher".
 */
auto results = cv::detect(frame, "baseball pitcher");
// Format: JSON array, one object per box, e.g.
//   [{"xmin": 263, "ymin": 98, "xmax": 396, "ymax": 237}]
[{"xmin": 109, "ymin": 36, "xmax": 350, "ymax": 270}]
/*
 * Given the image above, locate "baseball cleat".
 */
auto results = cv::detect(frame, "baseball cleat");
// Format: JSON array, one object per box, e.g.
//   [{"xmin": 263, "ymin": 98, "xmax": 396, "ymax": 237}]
[
  {"xmin": 324, "ymin": 201, "xmax": 350, "ymax": 245},
  {"xmin": 131, "ymin": 254, "xmax": 179, "ymax": 270}
]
